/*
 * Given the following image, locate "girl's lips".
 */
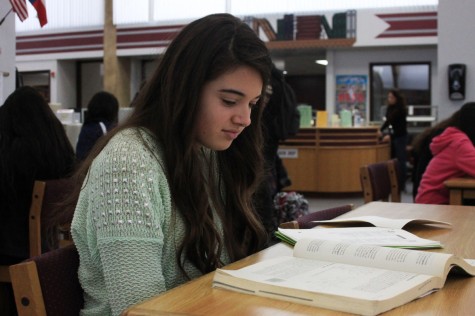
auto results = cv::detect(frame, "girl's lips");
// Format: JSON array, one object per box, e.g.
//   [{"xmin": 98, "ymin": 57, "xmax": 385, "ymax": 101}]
[{"xmin": 223, "ymin": 130, "xmax": 240, "ymax": 140}]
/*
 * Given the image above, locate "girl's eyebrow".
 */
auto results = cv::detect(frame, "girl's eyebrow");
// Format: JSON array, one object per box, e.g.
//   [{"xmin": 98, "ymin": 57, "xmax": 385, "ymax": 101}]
[
  {"xmin": 219, "ymin": 88, "xmax": 244, "ymax": 97},
  {"xmin": 219, "ymin": 89, "xmax": 261, "ymax": 100}
]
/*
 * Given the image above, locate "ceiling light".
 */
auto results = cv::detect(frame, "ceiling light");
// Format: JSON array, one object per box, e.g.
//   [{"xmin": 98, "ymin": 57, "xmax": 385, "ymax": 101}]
[{"xmin": 316, "ymin": 60, "xmax": 328, "ymax": 66}]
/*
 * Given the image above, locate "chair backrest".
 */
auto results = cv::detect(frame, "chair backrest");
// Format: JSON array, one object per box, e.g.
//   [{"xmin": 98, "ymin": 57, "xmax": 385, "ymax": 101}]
[
  {"xmin": 0, "ymin": 178, "xmax": 76, "ymax": 285},
  {"xmin": 9, "ymin": 245, "xmax": 84, "ymax": 316},
  {"xmin": 360, "ymin": 159, "xmax": 401, "ymax": 203},
  {"xmin": 29, "ymin": 178, "xmax": 76, "ymax": 258},
  {"xmin": 0, "ymin": 265, "xmax": 11, "ymax": 282},
  {"xmin": 279, "ymin": 204, "xmax": 354, "ymax": 229}
]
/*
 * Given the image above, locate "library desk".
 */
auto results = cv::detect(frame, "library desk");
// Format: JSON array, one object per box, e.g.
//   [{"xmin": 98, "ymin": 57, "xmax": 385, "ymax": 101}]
[
  {"xmin": 122, "ymin": 202, "xmax": 475, "ymax": 316},
  {"xmin": 444, "ymin": 177, "xmax": 475, "ymax": 205},
  {"xmin": 279, "ymin": 127, "xmax": 390, "ymax": 193}
]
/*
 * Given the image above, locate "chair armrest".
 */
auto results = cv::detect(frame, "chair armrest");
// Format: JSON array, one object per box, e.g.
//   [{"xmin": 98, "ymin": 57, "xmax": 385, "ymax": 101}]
[{"xmin": 279, "ymin": 221, "xmax": 299, "ymax": 229}]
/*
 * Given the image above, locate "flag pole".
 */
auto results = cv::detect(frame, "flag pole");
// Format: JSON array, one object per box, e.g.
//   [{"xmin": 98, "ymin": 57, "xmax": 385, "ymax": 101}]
[{"xmin": 0, "ymin": 8, "xmax": 13, "ymax": 26}]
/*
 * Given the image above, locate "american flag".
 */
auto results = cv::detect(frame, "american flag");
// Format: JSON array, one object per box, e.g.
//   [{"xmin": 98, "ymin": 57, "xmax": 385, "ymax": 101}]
[{"xmin": 9, "ymin": 0, "xmax": 28, "ymax": 22}]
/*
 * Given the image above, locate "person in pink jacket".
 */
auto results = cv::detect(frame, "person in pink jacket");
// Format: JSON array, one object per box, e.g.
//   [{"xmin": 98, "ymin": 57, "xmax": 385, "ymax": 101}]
[{"xmin": 416, "ymin": 102, "xmax": 475, "ymax": 204}]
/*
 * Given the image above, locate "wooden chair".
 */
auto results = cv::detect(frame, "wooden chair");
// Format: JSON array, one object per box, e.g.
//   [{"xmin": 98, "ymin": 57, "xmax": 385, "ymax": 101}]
[
  {"xmin": 360, "ymin": 159, "xmax": 401, "ymax": 203},
  {"xmin": 0, "ymin": 266, "xmax": 11, "ymax": 283},
  {"xmin": 9, "ymin": 245, "xmax": 84, "ymax": 316},
  {"xmin": 29, "ymin": 178, "xmax": 76, "ymax": 258},
  {"xmin": 0, "ymin": 179, "xmax": 76, "ymax": 285},
  {"xmin": 279, "ymin": 204, "xmax": 354, "ymax": 229}
]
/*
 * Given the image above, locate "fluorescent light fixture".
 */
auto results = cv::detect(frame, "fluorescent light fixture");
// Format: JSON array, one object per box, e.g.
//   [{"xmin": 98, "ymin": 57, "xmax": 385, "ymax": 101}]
[{"xmin": 316, "ymin": 60, "xmax": 328, "ymax": 66}]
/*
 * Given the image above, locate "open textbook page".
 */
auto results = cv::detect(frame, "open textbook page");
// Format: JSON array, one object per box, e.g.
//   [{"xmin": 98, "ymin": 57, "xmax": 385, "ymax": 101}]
[
  {"xmin": 310, "ymin": 216, "xmax": 452, "ymax": 229},
  {"xmin": 293, "ymin": 238, "xmax": 474, "ymax": 278},
  {"xmin": 213, "ymin": 239, "xmax": 475, "ymax": 316},
  {"xmin": 276, "ymin": 227, "xmax": 442, "ymax": 248}
]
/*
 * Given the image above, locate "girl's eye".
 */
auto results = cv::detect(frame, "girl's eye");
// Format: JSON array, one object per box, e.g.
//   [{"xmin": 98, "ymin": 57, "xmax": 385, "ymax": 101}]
[{"xmin": 223, "ymin": 99, "xmax": 236, "ymax": 106}]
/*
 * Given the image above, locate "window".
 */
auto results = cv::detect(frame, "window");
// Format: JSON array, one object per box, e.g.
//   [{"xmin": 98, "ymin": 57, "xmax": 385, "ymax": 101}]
[
  {"xmin": 20, "ymin": 71, "xmax": 51, "ymax": 102},
  {"xmin": 370, "ymin": 62, "xmax": 431, "ymax": 122}
]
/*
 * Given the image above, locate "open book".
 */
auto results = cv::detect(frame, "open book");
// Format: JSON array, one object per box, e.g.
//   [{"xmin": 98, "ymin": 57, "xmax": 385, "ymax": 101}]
[
  {"xmin": 213, "ymin": 238, "xmax": 475, "ymax": 316},
  {"xmin": 310, "ymin": 216, "xmax": 452, "ymax": 229},
  {"xmin": 275, "ymin": 227, "xmax": 443, "ymax": 248}
]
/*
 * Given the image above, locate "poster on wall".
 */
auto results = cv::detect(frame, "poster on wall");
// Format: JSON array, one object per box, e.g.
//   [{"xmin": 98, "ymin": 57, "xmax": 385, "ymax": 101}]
[{"xmin": 335, "ymin": 75, "xmax": 367, "ymax": 115}]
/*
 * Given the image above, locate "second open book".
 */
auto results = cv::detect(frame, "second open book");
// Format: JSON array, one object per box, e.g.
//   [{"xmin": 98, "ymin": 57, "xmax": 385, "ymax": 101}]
[{"xmin": 213, "ymin": 238, "xmax": 475, "ymax": 316}]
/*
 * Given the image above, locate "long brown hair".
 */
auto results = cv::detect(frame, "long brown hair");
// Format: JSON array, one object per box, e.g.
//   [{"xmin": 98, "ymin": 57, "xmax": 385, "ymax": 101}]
[
  {"xmin": 388, "ymin": 89, "xmax": 407, "ymax": 110},
  {"xmin": 68, "ymin": 14, "xmax": 272, "ymax": 275}
]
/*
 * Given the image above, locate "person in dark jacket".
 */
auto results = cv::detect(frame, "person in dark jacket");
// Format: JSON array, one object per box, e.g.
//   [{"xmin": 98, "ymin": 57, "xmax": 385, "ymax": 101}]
[
  {"xmin": 378, "ymin": 89, "xmax": 408, "ymax": 190},
  {"xmin": 76, "ymin": 91, "xmax": 119, "ymax": 161},
  {"xmin": 254, "ymin": 65, "xmax": 299, "ymax": 240}
]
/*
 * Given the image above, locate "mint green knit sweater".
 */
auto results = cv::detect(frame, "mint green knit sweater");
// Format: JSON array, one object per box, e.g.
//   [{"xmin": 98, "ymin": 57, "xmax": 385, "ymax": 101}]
[{"xmin": 71, "ymin": 128, "xmax": 230, "ymax": 316}]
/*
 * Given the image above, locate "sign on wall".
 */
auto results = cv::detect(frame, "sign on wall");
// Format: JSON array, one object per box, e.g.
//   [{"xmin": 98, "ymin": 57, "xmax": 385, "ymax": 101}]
[{"xmin": 335, "ymin": 75, "xmax": 367, "ymax": 115}]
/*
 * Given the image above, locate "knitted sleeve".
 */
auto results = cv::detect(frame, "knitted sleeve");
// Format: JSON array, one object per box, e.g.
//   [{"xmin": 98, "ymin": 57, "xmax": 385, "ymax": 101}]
[{"xmin": 75, "ymin": 130, "xmax": 173, "ymax": 316}]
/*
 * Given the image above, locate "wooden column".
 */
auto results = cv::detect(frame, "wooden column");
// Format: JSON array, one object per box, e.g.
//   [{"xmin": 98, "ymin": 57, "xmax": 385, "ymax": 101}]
[{"xmin": 103, "ymin": 0, "xmax": 130, "ymax": 107}]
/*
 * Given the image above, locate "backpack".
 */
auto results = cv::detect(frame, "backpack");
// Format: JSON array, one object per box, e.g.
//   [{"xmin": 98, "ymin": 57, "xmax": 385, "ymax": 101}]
[
  {"xmin": 282, "ymin": 78, "xmax": 300, "ymax": 138},
  {"xmin": 272, "ymin": 68, "xmax": 300, "ymax": 140},
  {"xmin": 273, "ymin": 191, "xmax": 309, "ymax": 224}
]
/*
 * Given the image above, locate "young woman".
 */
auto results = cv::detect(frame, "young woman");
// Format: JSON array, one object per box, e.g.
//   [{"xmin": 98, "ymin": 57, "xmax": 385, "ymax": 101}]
[
  {"xmin": 379, "ymin": 89, "xmax": 408, "ymax": 190},
  {"xmin": 0, "ymin": 86, "xmax": 76, "ymax": 265},
  {"xmin": 70, "ymin": 13, "xmax": 272, "ymax": 315},
  {"xmin": 411, "ymin": 110, "xmax": 462, "ymax": 200},
  {"xmin": 416, "ymin": 102, "xmax": 475, "ymax": 204},
  {"xmin": 76, "ymin": 91, "xmax": 119, "ymax": 161}
]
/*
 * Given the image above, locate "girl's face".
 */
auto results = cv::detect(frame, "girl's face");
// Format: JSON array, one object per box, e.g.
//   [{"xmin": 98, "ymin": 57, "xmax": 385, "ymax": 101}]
[
  {"xmin": 387, "ymin": 92, "xmax": 397, "ymax": 106},
  {"xmin": 195, "ymin": 65, "xmax": 263, "ymax": 150}
]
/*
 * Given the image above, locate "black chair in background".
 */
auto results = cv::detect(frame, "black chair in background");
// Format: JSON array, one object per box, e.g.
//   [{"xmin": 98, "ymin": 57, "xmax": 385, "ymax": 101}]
[
  {"xmin": 279, "ymin": 204, "xmax": 354, "ymax": 229},
  {"xmin": 360, "ymin": 159, "xmax": 401, "ymax": 203},
  {"xmin": 9, "ymin": 245, "xmax": 84, "ymax": 316}
]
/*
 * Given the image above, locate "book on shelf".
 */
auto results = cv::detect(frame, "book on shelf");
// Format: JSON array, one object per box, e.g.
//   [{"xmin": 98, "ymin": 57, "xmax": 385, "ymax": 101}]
[
  {"xmin": 275, "ymin": 227, "xmax": 443, "ymax": 249},
  {"xmin": 277, "ymin": 14, "xmax": 294, "ymax": 40},
  {"xmin": 296, "ymin": 15, "xmax": 322, "ymax": 40},
  {"xmin": 346, "ymin": 9, "xmax": 357, "ymax": 38},
  {"xmin": 253, "ymin": 18, "xmax": 277, "ymax": 41},
  {"xmin": 332, "ymin": 12, "xmax": 347, "ymax": 38},
  {"xmin": 213, "ymin": 238, "xmax": 475, "ymax": 316}
]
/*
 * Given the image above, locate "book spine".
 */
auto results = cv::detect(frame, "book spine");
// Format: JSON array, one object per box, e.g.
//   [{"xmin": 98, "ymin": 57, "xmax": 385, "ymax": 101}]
[
  {"xmin": 296, "ymin": 15, "xmax": 322, "ymax": 39},
  {"xmin": 346, "ymin": 10, "xmax": 357, "ymax": 38},
  {"xmin": 258, "ymin": 18, "xmax": 277, "ymax": 41},
  {"xmin": 320, "ymin": 15, "xmax": 332, "ymax": 39},
  {"xmin": 332, "ymin": 12, "xmax": 347, "ymax": 39}
]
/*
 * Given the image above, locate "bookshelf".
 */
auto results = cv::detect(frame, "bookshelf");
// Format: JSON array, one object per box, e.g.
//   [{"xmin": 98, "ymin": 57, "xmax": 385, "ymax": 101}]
[{"xmin": 266, "ymin": 38, "xmax": 356, "ymax": 50}]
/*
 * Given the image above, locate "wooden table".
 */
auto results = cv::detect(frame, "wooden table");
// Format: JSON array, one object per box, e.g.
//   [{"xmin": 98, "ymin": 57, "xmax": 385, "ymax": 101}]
[
  {"xmin": 122, "ymin": 202, "xmax": 475, "ymax": 316},
  {"xmin": 444, "ymin": 177, "xmax": 475, "ymax": 205}
]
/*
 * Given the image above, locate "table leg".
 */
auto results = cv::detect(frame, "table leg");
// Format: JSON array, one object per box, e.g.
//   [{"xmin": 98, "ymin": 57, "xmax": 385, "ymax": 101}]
[{"xmin": 449, "ymin": 189, "xmax": 462, "ymax": 205}]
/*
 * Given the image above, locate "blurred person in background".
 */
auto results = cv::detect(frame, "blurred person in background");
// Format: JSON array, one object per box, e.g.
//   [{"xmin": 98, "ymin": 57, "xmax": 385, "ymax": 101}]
[
  {"xmin": 0, "ymin": 86, "xmax": 76, "ymax": 314},
  {"xmin": 416, "ymin": 102, "xmax": 475, "ymax": 204},
  {"xmin": 76, "ymin": 91, "xmax": 119, "ymax": 161},
  {"xmin": 378, "ymin": 89, "xmax": 408, "ymax": 191},
  {"xmin": 411, "ymin": 109, "xmax": 462, "ymax": 200}
]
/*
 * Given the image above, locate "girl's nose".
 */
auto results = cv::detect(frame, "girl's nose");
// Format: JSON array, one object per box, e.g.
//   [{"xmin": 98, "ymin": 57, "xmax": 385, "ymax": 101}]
[{"xmin": 234, "ymin": 106, "xmax": 252, "ymax": 127}]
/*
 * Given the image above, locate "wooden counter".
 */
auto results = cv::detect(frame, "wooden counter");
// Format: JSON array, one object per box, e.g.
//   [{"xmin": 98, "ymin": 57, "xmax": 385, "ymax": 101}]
[{"xmin": 278, "ymin": 127, "xmax": 390, "ymax": 193}]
